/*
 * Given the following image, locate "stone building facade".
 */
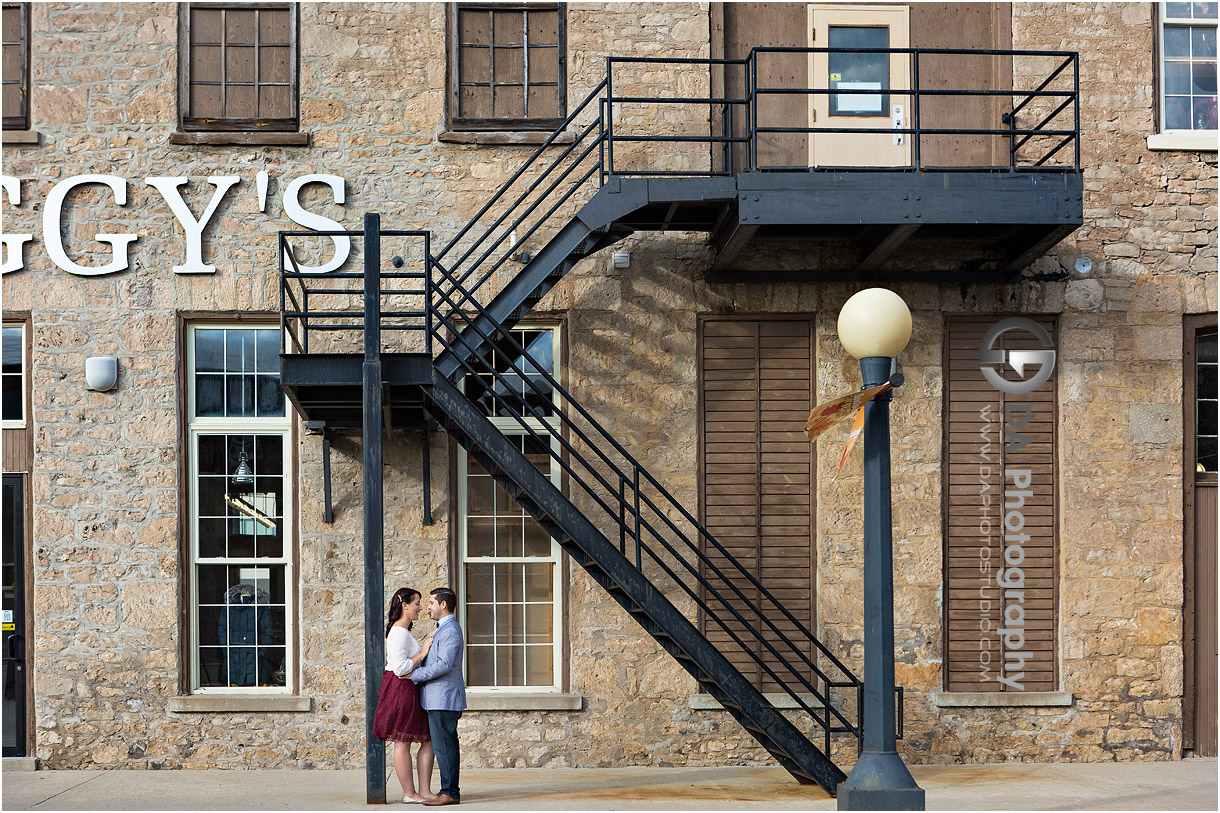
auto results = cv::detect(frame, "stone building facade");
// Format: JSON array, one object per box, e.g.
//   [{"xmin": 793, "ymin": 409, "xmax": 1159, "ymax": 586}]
[{"xmin": 1, "ymin": 1, "xmax": 1215, "ymax": 775}]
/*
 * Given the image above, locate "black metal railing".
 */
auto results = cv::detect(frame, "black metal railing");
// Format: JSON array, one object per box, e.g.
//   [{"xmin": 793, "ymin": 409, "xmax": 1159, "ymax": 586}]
[
  {"xmin": 427, "ymin": 262, "xmax": 863, "ymax": 755},
  {"xmin": 604, "ymin": 48, "xmax": 1079, "ymax": 175},
  {"xmin": 279, "ymin": 230, "xmax": 433, "ymax": 356},
  {"xmin": 434, "ymin": 79, "xmax": 609, "ymax": 317},
  {"xmin": 418, "ymin": 46, "xmax": 1079, "ymax": 315}
]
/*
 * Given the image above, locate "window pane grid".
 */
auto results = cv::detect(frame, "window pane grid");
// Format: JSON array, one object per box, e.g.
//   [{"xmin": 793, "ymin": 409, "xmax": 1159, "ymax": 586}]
[
  {"xmin": 1, "ymin": 325, "xmax": 23, "ymax": 425},
  {"xmin": 193, "ymin": 328, "xmax": 284, "ymax": 419},
  {"xmin": 185, "ymin": 4, "xmax": 296, "ymax": 127},
  {"xmin": 197, "ymin": 564, "xmax": 287, "ymax": 687},
  {"xmin": 455, "ymin": 4, "xmax": 563, "ymax": 124},
  {"xmin": 1198, "ymin": 331, "xmax": 1218, "ymax": 472},
  {"xmin": 196, "ymin": 434, "xmax": 285, "ymax": 560},
  {"xmin": 2, "ymin": 3, "xmax": 28, "ymax": 129},
  {"xmin": 465, "ymin": 327, "xmax": 557, "ymax": 419},
  {"xmin": 464, "ymin": 562, "xmax": 555, "ymax": 687},
  {"xmin": 190, "ymin": 326, "xmax": 291, "ymax": 693},
  {"xmin": 1162, "ymin": 4, "xmax": 1217, "ymax": 131},
  {"xmin": 460, "ymin": 327, "xmax": 561, "ymax": 689},
  {"xmin": 1165, "ymin": 2, "xmax": 1218, "ymax": 22}
]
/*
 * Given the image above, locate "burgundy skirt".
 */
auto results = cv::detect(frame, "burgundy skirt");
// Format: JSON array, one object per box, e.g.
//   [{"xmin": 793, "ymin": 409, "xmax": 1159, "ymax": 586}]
[{"xmin": 373, "ymin": 670, "xmax": 430, "ymax": 743}]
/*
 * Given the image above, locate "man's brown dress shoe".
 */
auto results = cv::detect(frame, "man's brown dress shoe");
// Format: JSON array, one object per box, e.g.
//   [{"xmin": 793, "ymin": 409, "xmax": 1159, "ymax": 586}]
[{"xmin": 422, "ymin": 794, "xmax": 459, "ymax": 806}]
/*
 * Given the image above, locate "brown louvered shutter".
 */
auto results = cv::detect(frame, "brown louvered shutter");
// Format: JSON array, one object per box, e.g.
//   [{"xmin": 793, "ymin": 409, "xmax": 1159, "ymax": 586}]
[
  {"xmin": 700, "ymin": 319, "xmax": 815, "ymax": 691},
  {"xmin": 944, "ymin": 316, "xmax": 1057, "ymax": 692}
]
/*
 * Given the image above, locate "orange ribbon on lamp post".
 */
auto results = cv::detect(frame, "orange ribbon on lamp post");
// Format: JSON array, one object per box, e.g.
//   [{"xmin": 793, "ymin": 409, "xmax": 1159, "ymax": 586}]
[{"xmin": 804, "ymin": 381, "xmax": 894, "ymax": 479}]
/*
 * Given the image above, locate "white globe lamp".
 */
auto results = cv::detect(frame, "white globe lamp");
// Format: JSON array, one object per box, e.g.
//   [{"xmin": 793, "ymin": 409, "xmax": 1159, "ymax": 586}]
[{"xmin": 836, "ymin": 288, "xmax": 912, "ymax": 360}]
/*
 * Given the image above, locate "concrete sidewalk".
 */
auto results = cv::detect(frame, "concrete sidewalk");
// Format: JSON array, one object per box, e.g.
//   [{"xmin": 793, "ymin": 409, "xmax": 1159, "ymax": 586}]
[{"xmin": 2, "ymin": 760, "xmax": 1215, "ymax": 811}]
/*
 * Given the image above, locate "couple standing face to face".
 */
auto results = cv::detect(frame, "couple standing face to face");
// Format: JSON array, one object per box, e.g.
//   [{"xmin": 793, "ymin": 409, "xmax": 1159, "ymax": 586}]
[{"xmin": 392, "ymin": 591, "xmax": 452, "ymax": 629}]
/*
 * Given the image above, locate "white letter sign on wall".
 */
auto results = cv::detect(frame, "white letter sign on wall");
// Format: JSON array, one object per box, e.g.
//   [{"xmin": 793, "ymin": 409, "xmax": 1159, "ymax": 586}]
[
  {"xmin": 1, "ymin": 176, "xmax": 33, "ymax": 275},
  {"xmin": 145, "ymin": 175, "xmax": 241, "ymax": 274},
  {"xmin": 42, "ymin": 174, "xmax": 138, "ymax": 276},
  {"xmin": 282, "ymin": 174, "xmax": 350, "ymax": 274}
]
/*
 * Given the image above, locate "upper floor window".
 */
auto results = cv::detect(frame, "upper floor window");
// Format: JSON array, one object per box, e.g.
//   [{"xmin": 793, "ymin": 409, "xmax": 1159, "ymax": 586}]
[
  {"xmin": 179, "ymin": 3, "xmax": 299, "ymax": 132},
  {"xmin": 449, "ymin": 3, "xmax": 566, "ymax": 131},
  {"xmin": 2, "ymin": 3, "xmax": 29, "ymax": 131},
  {"xmin": 1160, "ymin": 2, "xmax": 1217, "ymax": 133},
  {"xmin": 1, "ymin": 324, "xmax": 23, "ymax": 429}
]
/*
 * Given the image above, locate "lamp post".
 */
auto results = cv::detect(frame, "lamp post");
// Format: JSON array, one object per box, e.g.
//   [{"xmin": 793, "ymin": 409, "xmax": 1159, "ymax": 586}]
[{"xmin": 835, "ymin": 288, "xmax": 925, "ymax": 811}]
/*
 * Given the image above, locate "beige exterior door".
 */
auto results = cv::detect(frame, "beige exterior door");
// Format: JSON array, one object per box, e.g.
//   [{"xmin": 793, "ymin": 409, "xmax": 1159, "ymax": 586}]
[{"xmin": 808, "ymin": 4, "xmax": 911, "ymax": 167}]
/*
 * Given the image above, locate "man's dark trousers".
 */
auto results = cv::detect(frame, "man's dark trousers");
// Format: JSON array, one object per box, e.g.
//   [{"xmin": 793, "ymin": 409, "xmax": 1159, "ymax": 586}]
[{"xmin": 429, "ymin": 710, "xmax": 462, "ymax": 800}]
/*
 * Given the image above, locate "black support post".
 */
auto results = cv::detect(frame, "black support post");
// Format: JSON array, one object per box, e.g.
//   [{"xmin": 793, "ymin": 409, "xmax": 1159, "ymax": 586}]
[
  {"xmin": 363, "ymin": 212, "xmax": 387, "ymax": 805},
  {"xmin": 322, "ymin": 428, "xmax": 333, "ymax": 524},
  {"xmin": 422, "ymin": 423, "xmax": 433, "ymax": 526},
  {"xmin": 837, "ymin": 356, "xmax": 923, "ymax": 811}
]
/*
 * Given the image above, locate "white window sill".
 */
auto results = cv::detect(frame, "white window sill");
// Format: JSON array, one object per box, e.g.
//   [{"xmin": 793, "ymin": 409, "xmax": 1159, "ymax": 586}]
[
  {"xmin": 465, "ymin": 691, "xmax": 582, "ymax": 711},
  {"xmin": 929, "ymin": 690, "xmax": 1073, "ymax": 708},
  {"xmin": 2, "ymin": 757, "xmax": 37, "ymax": 772},
  {"xmin": 168, "ymin": 695, "xmax": 312, "ymax": 713},
  {"xmin": 689, "ymin": 692, "xmax": 825, "ymax": 711},
  {"xmin": 1146, "ymin": 132, "xmax": 1218, "ymax": 152}
]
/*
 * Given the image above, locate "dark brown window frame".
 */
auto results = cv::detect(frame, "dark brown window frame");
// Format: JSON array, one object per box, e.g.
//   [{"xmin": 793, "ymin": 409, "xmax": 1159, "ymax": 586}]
[
  {"xmin": 177, "ymin": 3, "xmax": 300, "ymax": 135},
  {"xmin": 2, "ymin": 2, "xmax": 30, "ymax": 131},
  {"xmin": 448, "ymin": 2, "xmax": 567, "ymax": 133}
]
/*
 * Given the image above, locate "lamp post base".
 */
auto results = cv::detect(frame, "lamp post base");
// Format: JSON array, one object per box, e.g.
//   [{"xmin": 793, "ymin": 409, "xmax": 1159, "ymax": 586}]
[{"xmin": 836, "ymin": 751, "xmax": 925, "ymax": 811}]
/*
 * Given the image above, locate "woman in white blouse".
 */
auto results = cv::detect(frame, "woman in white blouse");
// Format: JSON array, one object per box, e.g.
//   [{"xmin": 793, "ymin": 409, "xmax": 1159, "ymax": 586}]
[{"xmin": 373, "ymin": 588, "xmax": 436, "ymax": 803}]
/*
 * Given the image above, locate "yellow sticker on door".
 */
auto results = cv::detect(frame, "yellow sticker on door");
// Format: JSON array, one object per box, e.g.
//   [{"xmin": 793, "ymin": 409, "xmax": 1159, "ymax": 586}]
[{"xmin": 830, "ymin": 73, "xmax": 842, "ymax": 81}]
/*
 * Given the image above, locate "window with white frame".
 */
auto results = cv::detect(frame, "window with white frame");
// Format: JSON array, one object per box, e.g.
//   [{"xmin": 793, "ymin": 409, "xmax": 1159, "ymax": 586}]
[
  {"xmin": 1160, "ymin": 2, "xmax": 1218, "ymax": 133},
  {"xmin": 458, "ymin": 326, "xmax": 563, "ymax": 689},
  {"xmin": 1, "ymin": 323, "xmax": 24, "ymax": 429},
  {"xmin": 187, "ymin": 325, "xmax": 291, "ymax": 692}
]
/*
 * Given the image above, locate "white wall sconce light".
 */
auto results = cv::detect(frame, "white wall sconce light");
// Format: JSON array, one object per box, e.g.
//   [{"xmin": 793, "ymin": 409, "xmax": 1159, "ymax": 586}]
[{"xmin": 84, "ymin": 357, "xmax": 118, "ymax": 391}]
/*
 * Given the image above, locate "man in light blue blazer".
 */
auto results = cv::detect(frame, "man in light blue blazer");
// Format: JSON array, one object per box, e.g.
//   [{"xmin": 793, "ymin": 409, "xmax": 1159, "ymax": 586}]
[{"xmin": 413, "ymin": 587, "xmax": 466, "ymax": 806}]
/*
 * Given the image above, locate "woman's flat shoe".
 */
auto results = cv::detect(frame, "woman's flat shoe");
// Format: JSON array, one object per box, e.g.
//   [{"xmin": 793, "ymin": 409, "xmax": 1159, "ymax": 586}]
[{"xmin": 403, "ymin": 797, "xmax": 424, "ymax": 804}]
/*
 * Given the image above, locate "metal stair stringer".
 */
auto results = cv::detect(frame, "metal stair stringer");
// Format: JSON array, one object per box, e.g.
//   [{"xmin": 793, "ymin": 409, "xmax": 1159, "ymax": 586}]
[
  {"xmin": 422, "ymin": 372, "xmax": 848, "ymax": 794},
  {"xmin": 434, "ymin": 182, "xmax": 648, "ymax": 381}
]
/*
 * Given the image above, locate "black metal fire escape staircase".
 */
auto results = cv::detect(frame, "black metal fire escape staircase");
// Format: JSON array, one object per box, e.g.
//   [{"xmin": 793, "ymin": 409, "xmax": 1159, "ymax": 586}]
[
  {"xmin": 280, "ymin": 50, "xmax": 1083, "ymax": 797},
  {"xmin": 417, "ymin": 80, "xmax": 861, "ymax": 792}
]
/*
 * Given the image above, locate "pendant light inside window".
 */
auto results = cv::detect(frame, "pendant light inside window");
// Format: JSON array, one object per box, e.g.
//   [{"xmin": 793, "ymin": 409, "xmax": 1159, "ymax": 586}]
[{"xmin": 232, "ymin": 451, "xmax": 254, "ymax": 487}]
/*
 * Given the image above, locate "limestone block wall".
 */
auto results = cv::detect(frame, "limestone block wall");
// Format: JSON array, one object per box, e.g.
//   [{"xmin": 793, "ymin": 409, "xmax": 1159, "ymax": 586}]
[
  {"xmin": 2, "ymin": 0, "xmax": 1215, "ymax": 771},
  {"xmin": 1, "ymin": 1, "xmax": 722, "ymax": 770}
]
